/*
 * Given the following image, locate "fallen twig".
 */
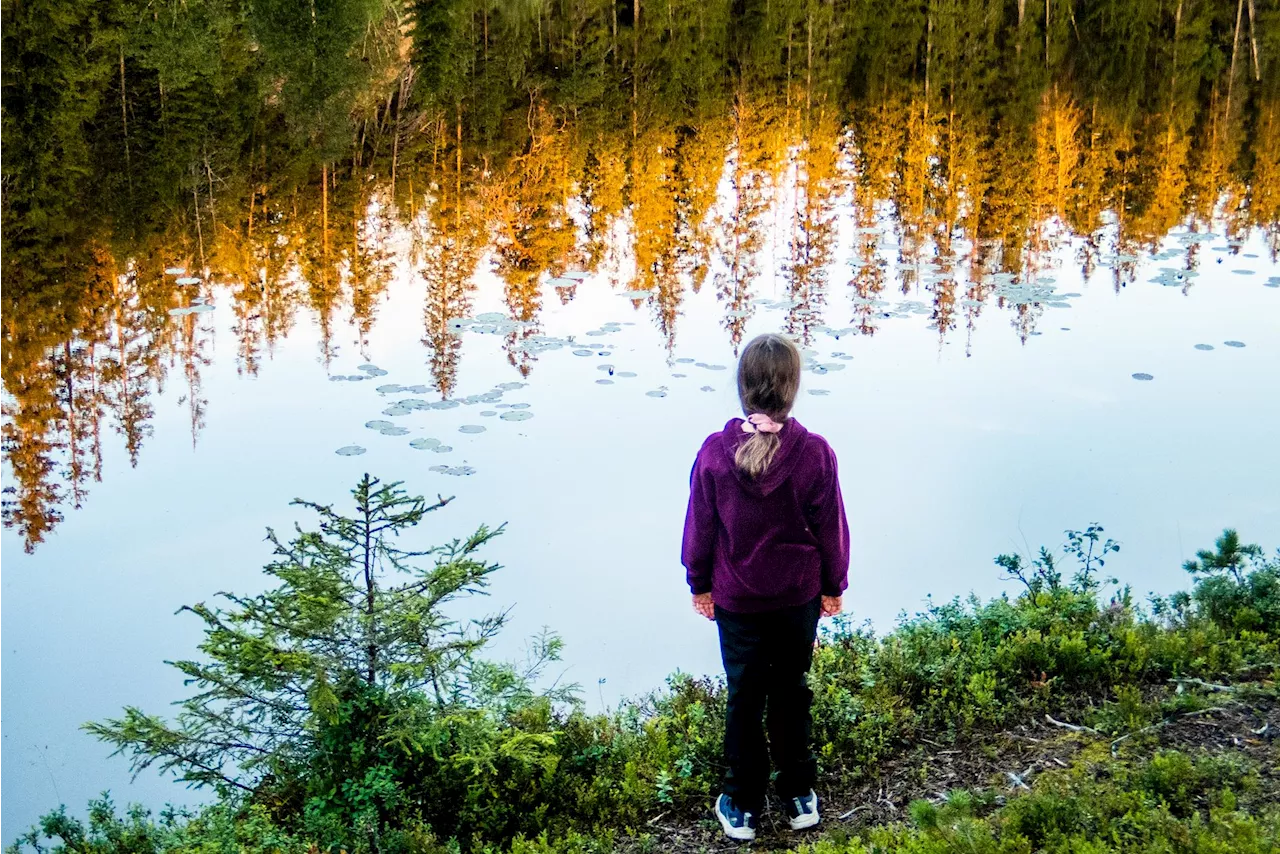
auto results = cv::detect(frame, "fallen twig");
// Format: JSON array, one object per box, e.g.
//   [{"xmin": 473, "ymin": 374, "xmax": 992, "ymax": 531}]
[
  {"xmin": 1046, "ymin": 714, "xmax": 1099, "ymax": 734},
  {"xmin": 1234, "ymin": 662, "xmax": 1280, "ymax": 674},
  {"xmin": 1111, "ymin": 706, "xmax": 1230, "ymax": 756},
  {"xmin": 1171, "ymin": 677, "xmax": 1236, "ymax": 693}
]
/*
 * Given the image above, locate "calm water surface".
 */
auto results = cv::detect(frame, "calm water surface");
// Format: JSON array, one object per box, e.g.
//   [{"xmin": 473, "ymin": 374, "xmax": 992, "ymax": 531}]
[
  {"xmin": 4, "ymin": 199, "xmax": 1277, "ymax": 833},
  {"xmin": 4, "ymin": 1, "xmax": 1280, "ymax": 834}
]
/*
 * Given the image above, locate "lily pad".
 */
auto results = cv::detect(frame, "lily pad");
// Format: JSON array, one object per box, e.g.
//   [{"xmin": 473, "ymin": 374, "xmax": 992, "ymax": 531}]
[
  {"xmin": 165, "ymin": 267, "xmax": 186, "ymax": 275},
  {"xmin": 175, "ymin": 276, "xmax": 201, "ymax": 286},
  {"xmin": 497, "ymin": 382, "xmax": 528, "ymax": 391},
  {"xmin": 410, "ymin": 438, "xmax": 442, "ymax": 450},
  {"xmin": 458, "ymin": 425, "xmax": 486, "ymax": 434},
  {"xmin": 1223, "ymin": 340, "xmax": 1246, "ymax": 348},
  {"xmin": 432, "ymin": 445, "xmax": 453, "ymax": 453},
  {"xmin": 1193, "ymin": 344, "xmax": 1215, "ymax": 351},
  {"xmin": 646, "ymin": 389, "xmax": 668, "ymax": 398},
  {"xmin": 616, "ymin": 371, "xmax": 637, "ymax": 378},
  {"xmin": 573, "ymin": 349, "xmax": 594, "ymax": 356},
  {"xmin": 700, "ymin": 386, "xmax": 715, "ymax": 392},
  {"xmin": 383, "ymin": 405, "xmax": 414, "ymax": 417},
  {"xmin": 596, "ymin": 379, "xmax": 614, "ymax": 385},
  {"xmin": 167, "ymin": 307, "xmax": 195, "ymax": 317},
  {"xmin": 480, "ymin": 410, "xmax": 498, "ymax": 417},
  {"xmin": 674, "ymin": 358, "xmax": 695, "ymax": 364},
  {"xmin": 621, "ymin": 290, "xmax": 652, "ymax": 299},
  {"xmin": 358, "ymin": 364, "xmax": 383, "ymax": 373},
  {"xmin": 443, "ymin": 466, "xmax": 477, "ymax": 477},
  {"xmin": 428, "ymin": 465, "xmax": 450, "ymax": 472},
  {"xmin": 500, "ymin": 410, "xmax": 534, "ymax": 422},
  {"xmin": 380, "ymin": 426, "xmax": 409, "ymax": 436},
  {"xmin": 474, "ymin": 312, "xmax": 507, "ymax": 323},
  {"xmin": 1131, "ymin": 373, "xmax": 1154, "ymax": 381},
  {"xmin": 509, "ymin": 403, "xmax": 531, "ymax": 410},
  {"xmin": 377, "ymin": 384, "xmax": 406, "ymax": 394},
  {"xmin": 365, "ymin": 420, "xmax": 396, "ymax": 431},
  {"xmin": 808, "ymin": 389, "xmax": 831, "ymax": 396},
  {"xmin": 335, "ymin": 445, "xmax": 367, "ymax": 456}
]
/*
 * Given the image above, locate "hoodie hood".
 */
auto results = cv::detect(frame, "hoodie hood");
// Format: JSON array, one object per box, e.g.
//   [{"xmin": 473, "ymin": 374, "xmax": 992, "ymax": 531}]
[{"xmin": 719, "ymin": 417, "xmax": 810, "ymax": 497}]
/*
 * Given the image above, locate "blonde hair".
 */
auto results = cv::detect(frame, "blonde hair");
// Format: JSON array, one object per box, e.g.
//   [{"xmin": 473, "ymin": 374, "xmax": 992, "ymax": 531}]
[{"xmin": 734, "ymin": 334, "xmax": 802, "ymax": 478}]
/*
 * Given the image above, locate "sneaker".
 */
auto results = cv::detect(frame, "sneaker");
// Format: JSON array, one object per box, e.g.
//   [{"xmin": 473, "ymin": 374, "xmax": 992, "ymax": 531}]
[
  {"xmin": 714, "ymin": 793, "xmax": 758, "ymax": 841},
  {"xmin": 783, "ymin": 789, "xmax": 820, "ymax": 830}
]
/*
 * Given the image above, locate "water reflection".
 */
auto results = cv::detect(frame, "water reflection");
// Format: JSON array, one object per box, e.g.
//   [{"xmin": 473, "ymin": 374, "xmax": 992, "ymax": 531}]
[{"xmin": 3, "ymin": 0, "xmax": 1278, "ymax": 551}]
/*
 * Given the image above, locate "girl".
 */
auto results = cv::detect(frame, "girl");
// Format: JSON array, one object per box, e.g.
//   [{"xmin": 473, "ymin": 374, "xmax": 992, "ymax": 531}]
[{"xmin": 681, "ymin": 333, "xmax": 850, "ymax": 841}]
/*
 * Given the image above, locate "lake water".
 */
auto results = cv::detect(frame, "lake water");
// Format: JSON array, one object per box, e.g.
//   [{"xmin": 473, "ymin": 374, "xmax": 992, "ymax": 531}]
[{"xmin": 4, "ymin": 1, "xmax": 1280, "ymax": 838}]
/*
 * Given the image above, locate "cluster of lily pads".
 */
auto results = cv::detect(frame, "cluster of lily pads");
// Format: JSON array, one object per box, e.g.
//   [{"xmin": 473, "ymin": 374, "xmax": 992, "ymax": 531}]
[
  {"xmin": 1133, "ymin": 340, "xmax": 1250, "ymax": 382},
  {"xmin": 334, "ymin": 367, "xmax": 537, "ymax": 474},
  {"xmin": 327, "ymin": 230, "xmax": 1269, "ymax": 467},
  {"xmin": 163, "ymin": 266, "xmax": 213, "ymax": 316},
  {"xmin": 167, "ymin": 296, "xmax": 215, "ymax": 318}
]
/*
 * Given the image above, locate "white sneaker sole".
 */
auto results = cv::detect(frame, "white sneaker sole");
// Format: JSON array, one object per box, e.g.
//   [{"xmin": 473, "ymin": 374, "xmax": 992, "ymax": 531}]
[
  {"xmin": 714, "ymin": 799, "xmax": 757, "ymax": 841},
  {"xmin": 788, "ymin": 790, "xmax": 821, "ymax": 830}
]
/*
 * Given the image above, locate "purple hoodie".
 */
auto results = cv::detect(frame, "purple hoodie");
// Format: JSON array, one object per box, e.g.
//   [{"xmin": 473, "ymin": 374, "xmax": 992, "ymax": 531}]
[{"xmin": 682, "ymin": 417, "xmax": 850, "ymax": 614}]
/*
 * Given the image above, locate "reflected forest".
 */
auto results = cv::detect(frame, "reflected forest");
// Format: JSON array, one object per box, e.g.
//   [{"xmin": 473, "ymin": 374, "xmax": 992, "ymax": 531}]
[{"xmin": 3, "ymin": 0, "xmax": 1279, "ymax": 551}]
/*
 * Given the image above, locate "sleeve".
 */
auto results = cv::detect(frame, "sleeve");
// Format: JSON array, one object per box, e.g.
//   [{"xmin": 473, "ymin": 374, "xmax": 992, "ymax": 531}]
[
  {"xmin": 811, "ymin": 443, "xmax": 850, "ymax": 597},
  {"xmin": 681, "ymin": 450, "xmax": 717, "ymax": 595}
]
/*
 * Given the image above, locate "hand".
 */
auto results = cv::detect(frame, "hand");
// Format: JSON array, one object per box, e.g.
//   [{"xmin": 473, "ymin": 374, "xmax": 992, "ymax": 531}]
[
  {"xmin": 692, "ymin": 592, "xmax": 715, "ymax": 621},
  {"xmin": 821, "ymin": 595, "xmax": 842, "ymax": 618}
]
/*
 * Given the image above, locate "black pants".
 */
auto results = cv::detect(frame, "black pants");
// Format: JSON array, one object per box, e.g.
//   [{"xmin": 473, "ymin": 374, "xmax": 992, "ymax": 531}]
[{"xmin": 715, "ymin": 596, "xmax": 821, "ymax": 814}]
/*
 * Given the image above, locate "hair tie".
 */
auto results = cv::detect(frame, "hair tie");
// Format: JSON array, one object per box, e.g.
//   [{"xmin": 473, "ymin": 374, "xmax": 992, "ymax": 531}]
[{"xmin": 742, "ymin": 413, "xmax": 784, "ymax": 434}]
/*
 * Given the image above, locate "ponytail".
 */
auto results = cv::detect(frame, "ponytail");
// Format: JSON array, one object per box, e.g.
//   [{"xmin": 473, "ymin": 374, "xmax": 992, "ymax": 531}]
[{"xmin": 735, "ymin": 431, "xmax": 782, "ymax": 478}]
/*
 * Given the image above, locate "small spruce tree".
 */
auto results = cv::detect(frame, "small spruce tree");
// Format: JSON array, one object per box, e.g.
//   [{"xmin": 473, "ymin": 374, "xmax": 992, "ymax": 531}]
[{"xmin": 84, "ymin": 474, "xmax": 565, "ymax": 845}]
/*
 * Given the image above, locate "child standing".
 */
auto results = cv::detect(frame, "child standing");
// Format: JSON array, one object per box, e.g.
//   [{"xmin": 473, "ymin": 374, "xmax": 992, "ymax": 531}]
[{"xmin": 681, "ymin": 333, "xmax": 850, "ymax": 841}]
